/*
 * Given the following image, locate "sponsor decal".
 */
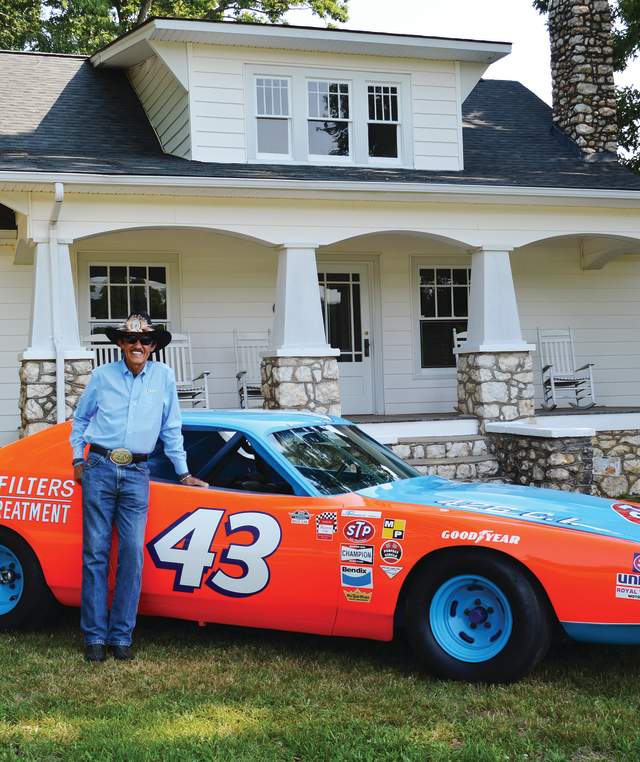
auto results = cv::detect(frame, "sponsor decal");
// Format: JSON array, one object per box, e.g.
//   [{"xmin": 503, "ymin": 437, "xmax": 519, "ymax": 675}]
[
  {"xmin": 616, "ymin": 572, "xmax": 640, "ymax": 601},
  {"xmin": 340, "ymin": 544, "xmax": 374, "ymax": 565},
  {"xmin": 343, "ymin": 588, "xmax": 373, "ymax": 603},
  {"xmin": 441, "ymin": 529, "xmax": 520, "ymax": 545},
  {"xmin": 341, "ymin": 509, "xmax": 382, "ymax": 519},
  {"xmin": 289, "ymin": 510, "xmax": 311, "ymax": 525},
  {"xmin": 341, "ymin": 565, "xmax": 373, "ymax": 588},
  {"xmin": 612, "ymin": 503, "xmax": 640, "ymax": 526},
  {"xmin": 380, "ymin": 540, "xmax": 403, "ymax": 564},
  {"xmin": 380, "ymin": 565, "xmax": 403, "ymax": 580},
  {"xmin": 434, "ymin": 498, "xmax": 589, "ymax": 529},
  {"xmin": 0, "ymin": 475, "xmax": 75, "ymax": 526},
  {"xmin": 344, "ymin": 519, "xmax": 375, "ymax": 542},
  {"xmin": 382, "ymin": 518, "xmax": 406, "ymax": 540},
  {"xmin": 633, "ymin": 553, "xmax": 640, "ymax": 574},
  {"xmin": 316, "ymin": 511, "xmax": 337, "ymax": 541}
]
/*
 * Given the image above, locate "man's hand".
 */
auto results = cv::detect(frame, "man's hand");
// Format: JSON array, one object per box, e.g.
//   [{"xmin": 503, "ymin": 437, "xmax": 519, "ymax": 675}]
[
  {"xmin": 74, "ymin": 463, "xmax": 84, "ymax": 485},
  {"xmin": 180, "ymin": 475, "xmax": 208, "ymax": 488}
]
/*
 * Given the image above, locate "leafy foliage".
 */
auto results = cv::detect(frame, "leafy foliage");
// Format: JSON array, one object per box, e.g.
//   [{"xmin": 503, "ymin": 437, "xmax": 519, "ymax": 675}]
[
  {"xmin": 0, "ymin": 1, "xmax": 349, "ymax": 54},
  {"xmin": 533, "ymin": 0, "xmax": 640, "ymax": 170}
]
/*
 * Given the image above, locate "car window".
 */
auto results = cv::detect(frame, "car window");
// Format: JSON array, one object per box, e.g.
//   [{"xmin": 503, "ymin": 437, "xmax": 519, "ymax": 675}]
[
  {"xmin": 271, "ymin": 424, "xmax": 417, "ymax": 495},
  {"xmin": 148, "ymin": 428, "xmax": 236, "ymax": 482}
]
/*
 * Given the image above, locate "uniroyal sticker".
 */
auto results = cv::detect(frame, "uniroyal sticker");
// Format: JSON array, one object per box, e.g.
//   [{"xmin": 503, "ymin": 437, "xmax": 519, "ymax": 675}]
[
  {"xmin": 341, "ymin": 509, "xmax": 382, "ymax": 519},
  {"xmin": 616, "ymin": 572, "xmax": 640, "ymax": 601},
  {"xmin": 340, "ymin": 544, "xmax": 374, "ymax": 565},
  {"xmin": 316, "ymin": 512, "xmax": 337, "ymax": 541},
  {"xmin": 382, "ymin": 518, "xmax": 406, "ymax": 540},
  {"xmin": 343, "ymin": 589, "xmax": 372, "ymax": 603},
  {"xmin": 340, "ymin": 565, "xmax": 373, "ymax": 588},
  {"xmin": 612, "ymin": 503, "xmax": 640, "ymax": 526},
  {"xmin": 380, "ymin": 540, "xmax": 403, "ymax": 564},
  {"xmin": 633, "ymin": 553, "xmax": 640, "ymax": 574},
  {"xmin": 344, "ymin": 519, "xmax": 375, "ymax": 542},
  {"xmin": 380, "ymin": 565, "xmax": 403, "ymax": 580},
  {"xmin": 441, "ymin": 529, "xmax": 520, "ymax": 545},
  {"xmin": 289, "ymin": 510, "xmax": 311, "ymax": 525}
]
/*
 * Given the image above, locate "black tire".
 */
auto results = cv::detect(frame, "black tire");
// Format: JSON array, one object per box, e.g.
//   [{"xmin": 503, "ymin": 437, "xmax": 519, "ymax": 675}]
[
  {"xmin": 0, "ymin": 527, "xmax": 58, "ymax": 630},
  {"xmin": 406, "ymin": 550, "xmax": 552, "ymax": 683}
]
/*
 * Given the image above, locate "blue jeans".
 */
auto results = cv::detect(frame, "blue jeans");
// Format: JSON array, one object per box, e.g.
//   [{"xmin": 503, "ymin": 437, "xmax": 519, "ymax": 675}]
[{"xmin": 81, "ymin": 452, "xmax": 150, "ymax": 646}]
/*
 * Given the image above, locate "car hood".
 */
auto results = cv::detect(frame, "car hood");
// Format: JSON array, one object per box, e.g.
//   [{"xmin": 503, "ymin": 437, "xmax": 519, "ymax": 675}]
[{"xmin": 357, "ymin": 476, "xmax": 640, "ymax": 542}]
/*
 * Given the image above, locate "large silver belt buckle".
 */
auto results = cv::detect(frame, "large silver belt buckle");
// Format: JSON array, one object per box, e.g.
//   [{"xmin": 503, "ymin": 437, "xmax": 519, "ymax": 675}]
[{"xmin": 110, "ymin": 448, "xmax": 133, "ymax": 466}]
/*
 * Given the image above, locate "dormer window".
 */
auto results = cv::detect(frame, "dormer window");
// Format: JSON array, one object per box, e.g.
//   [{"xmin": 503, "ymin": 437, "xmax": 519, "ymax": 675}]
[
  {"xmin": 255, "ymin": 77, "xmax": 291, "ymax": 157},
  {"xmin": 368, "ymin": 84, "xmax": 399, "ymax": 159},
  {"xmin": 307, "ymin": 80, "xmax": 351, "ymax": 159}
]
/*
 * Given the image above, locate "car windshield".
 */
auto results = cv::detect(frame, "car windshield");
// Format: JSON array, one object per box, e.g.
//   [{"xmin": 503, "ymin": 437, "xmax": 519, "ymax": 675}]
[{"xmin": 271, "ymin": 424, "xmax": 418, "ymax": 495}]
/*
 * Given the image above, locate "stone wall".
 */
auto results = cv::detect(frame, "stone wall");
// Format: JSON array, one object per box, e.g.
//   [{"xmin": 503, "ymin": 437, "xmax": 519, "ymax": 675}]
[
  {"xmin": 592, "ymin": 430, "xmax": 640, "ymax": 497},
  {"xmin": 488, "ymin": 433, "xmax": 593, "ymax": 493},
  {"xmin": 261, "ymin": 356, "xmax": 341, "ymax": 415},
  {"xmin": 548, "ymin": 0, "xmax": 618, "ymax": 155},
  {"xmin": 19, "ymin": 359, "xmax": 92, "ymax": 437},
  {"xmin": 456, "ymin": 352, "xmax": 534, "ymax": 431}
]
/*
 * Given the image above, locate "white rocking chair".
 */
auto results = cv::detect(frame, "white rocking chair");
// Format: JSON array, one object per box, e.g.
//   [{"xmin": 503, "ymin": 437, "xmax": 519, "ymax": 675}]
[
  {"xmin": 537, "ymin": 328, "xmax": 595, "ymax": 410},
  {"xmin": 233, "ymin": 330, "xmax": 271, "ymax": 409},
  {"xmin": 84, "ymin": 332, "xmax": 210, "ymax": 408}
]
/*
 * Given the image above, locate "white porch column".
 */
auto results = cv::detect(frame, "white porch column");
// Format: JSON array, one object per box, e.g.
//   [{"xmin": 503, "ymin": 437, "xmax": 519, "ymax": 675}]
[
  {"xmin": 20, "ymin": 240, "xmax": 93, "ymax": 436},
  {"xmin": 456, "ymin": 248, "xmax": 535, "ymax": 429},
  {"xmin": 262, "ymin": 244, "xmax": 341, "ymax": 415}
]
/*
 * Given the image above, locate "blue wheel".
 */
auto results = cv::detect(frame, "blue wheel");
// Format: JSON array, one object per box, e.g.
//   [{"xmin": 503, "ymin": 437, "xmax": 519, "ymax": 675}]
[
  {"xmin": 429, "ymin": 575, "xmax": 513, "ymax": 663},
  {"xmin": 0, "ymin": 543, "xmax": 24, "ymax": 616},
  {"xmin": 0, "ymin": 528, "xmax": 56, "ymax": 630},
  {"xmin": 406, "ymin": 551, "xmax": 551, "ymax": 683}
]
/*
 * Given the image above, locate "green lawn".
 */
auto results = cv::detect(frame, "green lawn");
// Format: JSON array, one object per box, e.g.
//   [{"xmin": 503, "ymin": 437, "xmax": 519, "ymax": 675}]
[{"xmin": 0, "ymin": 610, "xmax": 639, "ymax": 761}]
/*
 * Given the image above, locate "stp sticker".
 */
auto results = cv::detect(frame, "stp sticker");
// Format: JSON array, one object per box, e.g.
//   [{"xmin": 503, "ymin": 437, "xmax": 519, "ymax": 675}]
[
  {"xmin": 340, "ymin": 544, "xmax": 374, "ymax": 565},
  {"xmin": 316, "ymin": 512, "xmax": 337, "ymax": 541},
  {"xmin": 380, "ymin": 565, "xmax": 403, "ymax": 580},
  {"xmin": 343, "ymin": 589, "xmax": 372, "ymax": 603},
  {"xmin": 343, "ymin": 519, "xmax": 375, "ymax": 542},
  {"xmin": 382, "ymin": 518, "xmax": 406, "ymax": 540},
  {"xmin": 340, "ymin": 565, "xmax": 373, "ymax": 588},
  {"xmin": 634, "ymin": 553, "xmax": 640, "ymax": 574},
  {"xmin": 612, "ymin": 503, "xmax": 640, "ymax": 525},
  {"xmin": 380, "ymin": 540, "xmax": 403, "ymax": 564}
]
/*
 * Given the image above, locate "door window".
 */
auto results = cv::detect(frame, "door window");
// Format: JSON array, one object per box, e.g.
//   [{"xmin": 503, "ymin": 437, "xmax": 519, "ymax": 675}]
[{"xmin": 318, "ymin": 272, "xmax": 362, "ymax": 363}]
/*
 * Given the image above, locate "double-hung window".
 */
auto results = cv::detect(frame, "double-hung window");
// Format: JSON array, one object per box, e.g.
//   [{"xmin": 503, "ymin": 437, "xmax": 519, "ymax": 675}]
[
  {"xmin": 88, "ymin": 264, "xmax": 168, "ymax": 335},
  {"xmin": 367, "ymin": 84, "xmax": 399, "ymax": 159},
  {"xmin": 418, "ymin": 267, "xmax": 470, "ymax": 368},
  {"xmin": 307, "ymin": 80, "xmax": 351, "ymax": 159},
  {"xmin": 255, "ymin": 77, "xmax": 291, "ymax": 157}
]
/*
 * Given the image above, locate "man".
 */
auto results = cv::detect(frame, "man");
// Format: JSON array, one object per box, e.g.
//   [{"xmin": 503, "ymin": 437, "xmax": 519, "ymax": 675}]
[{"xmin": 71, "ymin": 313, "xmax": 207, "ymax": 663}]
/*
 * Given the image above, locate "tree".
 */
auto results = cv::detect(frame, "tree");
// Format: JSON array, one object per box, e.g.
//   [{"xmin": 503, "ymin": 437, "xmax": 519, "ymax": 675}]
[
  {"xmin": 533, "ymin": 0, "xmax": 640, "ymax": 171},
  {"xmin": 0, "ymin": 1, "xmax": 349, "ymax": 55}
]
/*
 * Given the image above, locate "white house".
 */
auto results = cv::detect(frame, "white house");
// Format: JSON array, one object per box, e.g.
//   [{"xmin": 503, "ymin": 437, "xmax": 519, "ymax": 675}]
[{"xmin": 1, "ymin": 9, "xmax": 640, "ymax": 495}]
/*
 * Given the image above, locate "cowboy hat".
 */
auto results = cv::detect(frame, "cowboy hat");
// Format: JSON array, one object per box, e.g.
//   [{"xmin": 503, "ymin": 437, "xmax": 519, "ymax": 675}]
[{"xmin": 105, "ymin": 313, "xmax": 172, "ymax": 351}]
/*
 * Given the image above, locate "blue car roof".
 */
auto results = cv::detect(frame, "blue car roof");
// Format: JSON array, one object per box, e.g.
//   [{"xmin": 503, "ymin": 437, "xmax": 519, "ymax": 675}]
[{"xmin": 180, "ymin": 409, "xmax": 351, "ymax": 438}]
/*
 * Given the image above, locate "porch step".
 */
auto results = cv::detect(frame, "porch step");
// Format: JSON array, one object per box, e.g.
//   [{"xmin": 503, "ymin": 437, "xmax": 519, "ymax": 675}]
[
  {"xmin": 389, "ymin": 435, "xmax": 500, "ymax": 482},
  {"xmin": 396, "ymin": 434, "xmax": 483, "ymax": 444},
  {"xmin": 408, "ymin": 455, "xmax": 492, "ymax": 467}
]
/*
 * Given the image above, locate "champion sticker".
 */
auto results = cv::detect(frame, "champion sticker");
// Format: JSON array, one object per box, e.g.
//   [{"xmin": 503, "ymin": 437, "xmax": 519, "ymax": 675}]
[{"xmin": 340, "ymin": 544, "xmax": 374, "ymax": 565}]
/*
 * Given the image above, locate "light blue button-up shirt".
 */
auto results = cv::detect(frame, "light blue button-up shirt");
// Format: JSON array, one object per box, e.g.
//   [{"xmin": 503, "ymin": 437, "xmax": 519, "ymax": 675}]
[{"xmin": 70, "ymin": 359, "xmax": 188, "ymax": 476}]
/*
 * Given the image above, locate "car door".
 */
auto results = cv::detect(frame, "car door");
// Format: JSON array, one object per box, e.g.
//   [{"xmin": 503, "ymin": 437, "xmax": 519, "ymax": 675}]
[{"xmin": 139, "ymin": 427, "xmax": 343, "ymax": 636}]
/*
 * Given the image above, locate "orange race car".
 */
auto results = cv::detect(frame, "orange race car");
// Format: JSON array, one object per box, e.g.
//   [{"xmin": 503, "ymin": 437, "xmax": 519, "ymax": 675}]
[{"xmin": 1, "ymin": 410, "xmax": 640, "ymax": 683}]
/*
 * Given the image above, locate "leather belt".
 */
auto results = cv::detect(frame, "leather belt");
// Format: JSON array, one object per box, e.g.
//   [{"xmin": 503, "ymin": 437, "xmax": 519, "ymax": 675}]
[{"xmin": 89, "ymin": 444, "xmax": 148, "ymax": 465}]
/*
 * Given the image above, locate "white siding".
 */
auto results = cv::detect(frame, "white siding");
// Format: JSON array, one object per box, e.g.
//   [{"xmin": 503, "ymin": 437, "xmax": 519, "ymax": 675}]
[
  {"xmin": 189, "ymin": 44, "xmax": 462, "ymax": 169},
  {"xmin": 129, "ymin": 56, "xmax": 191, "ymax": 159},
  {"xmin": 0, "ymin": 245, "xmax": 31, "ymax": 445}
]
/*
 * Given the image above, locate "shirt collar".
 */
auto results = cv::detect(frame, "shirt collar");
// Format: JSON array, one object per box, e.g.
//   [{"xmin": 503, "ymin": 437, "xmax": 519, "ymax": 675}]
[{"xmin": 119, "ymin": 358, "xmax": 148, "ymax": 378}]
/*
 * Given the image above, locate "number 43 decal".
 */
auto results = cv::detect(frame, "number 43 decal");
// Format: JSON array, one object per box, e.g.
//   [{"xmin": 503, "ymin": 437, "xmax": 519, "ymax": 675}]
[{"xmin": 147, "ymin": 508, "xmax": 282, "ymax": 597}]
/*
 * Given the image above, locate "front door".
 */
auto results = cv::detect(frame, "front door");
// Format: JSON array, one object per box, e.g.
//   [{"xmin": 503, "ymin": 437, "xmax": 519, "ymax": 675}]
[{"xmin": 317, "ymin": 264, "xmax": 374, "ymax": 415}]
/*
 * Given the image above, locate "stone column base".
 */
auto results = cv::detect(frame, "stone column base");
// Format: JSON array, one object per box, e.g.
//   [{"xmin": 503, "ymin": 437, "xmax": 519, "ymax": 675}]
[
  {"xmin": 261, "ymin": 356, "xmax": 341, "ymax": 416},
  {"xmin": 19, "ymin": 359, "xmax": 93, "ymax": 437},
  {"xmin": 457, "ymin": 351, "xmax": 534, "ymax": 432}
]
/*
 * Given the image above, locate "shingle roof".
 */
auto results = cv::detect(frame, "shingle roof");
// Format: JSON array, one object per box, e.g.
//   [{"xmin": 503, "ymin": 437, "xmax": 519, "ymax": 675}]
[{"xmin": 1, "ymin": 50, "xmax": 639, "ymax": 192}]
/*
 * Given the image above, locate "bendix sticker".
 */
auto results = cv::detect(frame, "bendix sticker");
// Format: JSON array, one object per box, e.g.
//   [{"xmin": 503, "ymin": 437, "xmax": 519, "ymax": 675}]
[{"xmin": 380, "ymin": 540, "xmax": 403, "ymax": 564}]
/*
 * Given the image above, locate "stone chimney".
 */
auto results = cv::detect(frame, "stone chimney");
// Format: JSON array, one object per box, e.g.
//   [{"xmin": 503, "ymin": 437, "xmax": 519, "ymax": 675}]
[{"xmin": 548, "ymin": 0, "xmax": 618, "ymax": 157}]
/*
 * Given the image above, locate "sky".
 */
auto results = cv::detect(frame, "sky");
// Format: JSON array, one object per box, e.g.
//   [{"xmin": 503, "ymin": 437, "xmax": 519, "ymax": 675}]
[{"xmin": 286, "ymin": 0, "xmax": 640, "ymax": 105}]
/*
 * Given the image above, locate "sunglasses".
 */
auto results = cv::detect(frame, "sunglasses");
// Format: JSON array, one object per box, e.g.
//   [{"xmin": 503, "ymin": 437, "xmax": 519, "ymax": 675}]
[{"xmin": 123, "ymin": 334, "xmax": 155, "ymax": 346}]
